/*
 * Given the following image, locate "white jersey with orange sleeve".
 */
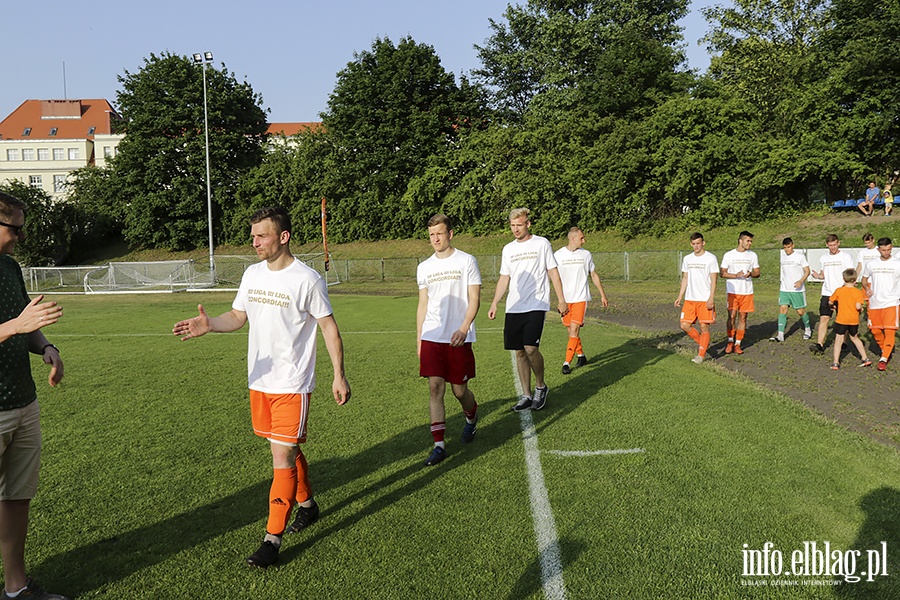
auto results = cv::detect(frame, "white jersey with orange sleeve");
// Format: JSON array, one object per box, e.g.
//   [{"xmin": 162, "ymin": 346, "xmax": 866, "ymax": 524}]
[
  {"xmin": 233, "ymin": 257, "xmax": 333, "ymax": 394},
  {"xmin": 681, "ymin": 251, "xmax": 719, "ymax": 302},
  {"xmin": 417, "ymin": 248, "xmax": 482, "ymax": 343},
  {"xmin": 553, "ymin": 246, "xmax": 595, "ymax": 303},
  {"xmin": 720, "ymin": 249, "xmax": 759, "ymax": 295}
]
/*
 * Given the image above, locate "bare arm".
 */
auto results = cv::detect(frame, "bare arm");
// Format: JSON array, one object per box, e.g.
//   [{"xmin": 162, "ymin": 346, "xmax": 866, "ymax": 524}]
[
  {"xmin": 416, "ymin": 287, "xmax": 428, "ymax": 358},
  {"xmin": 750, "ymin": 267, "xmax": 760, "ymax": 278},
  {"xmin": 547, "ymin": 267, "xmax": 568, "ymax": 315},
  {"xmin": 451, "ymin": 284, "xmax": 481, "ymax": 347},
  {"xmin": 173, "ymin": 304, "xmax": 247, "ymax": 340},
  {"xmin": 317, "ymin": 314, "xmax": 351, "ymax": 405},
  {"xmin": 590, "ymin": 271, "xmax": 608, "ymax": 308},
  {"xmin": 488, "ymin": 274, "xmax": 510, "ymax": 320},
  {"xmin": 862, "ymin": 276, "xmax": 873, "ymax": 298},
  {"xmin": 27, "ymin": 329, "xmax": 63, "ymax": 387},
  {"xmin": 675, "ymin": 272, "xmax": 688, "ymax": 307},
  {"xmin": 0, "ymin": 295, "xmax": 62, "ymax": 345},
  {"xmin": 707, "ymin": 272, "xmax": 717, "ymax": 310},
  {"xmin": 795, "ymin": 266, "xmax": 810, "ymax": 290}
]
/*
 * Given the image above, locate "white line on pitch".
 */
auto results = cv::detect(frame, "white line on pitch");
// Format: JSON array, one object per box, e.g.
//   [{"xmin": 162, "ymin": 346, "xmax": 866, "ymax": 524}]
[
  {"xmin": 509, "ymin": 351, "xmax": 567, "ymax": 600},
  {"xmin": 546, "ymin": 449, "xmax": 645, "ymax": 457}
]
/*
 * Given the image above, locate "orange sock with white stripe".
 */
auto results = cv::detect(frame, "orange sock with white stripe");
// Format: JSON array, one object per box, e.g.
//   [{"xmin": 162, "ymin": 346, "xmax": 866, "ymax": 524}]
[
  {"xmin": 735, "ymin": 330, "xmax": 745, "ymax": 345},
  {"xmin": 266, "ymin": 467, "xmax": 297, "ymax": 535},
  {"xmin": 575, "ymin": 337, "xmax": 583, "ymax": 357}
]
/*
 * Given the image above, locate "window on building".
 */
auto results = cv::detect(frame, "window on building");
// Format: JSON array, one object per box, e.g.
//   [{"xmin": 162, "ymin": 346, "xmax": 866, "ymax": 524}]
[
  {"xmin": 29, "ymin": 175, "xmax": 42, "ymax": 188},
  {"xmin": 22, "ymin": 128, "xmax": 31, "ymax": 136},
  {"xmin": 38, "ymin": 148, "xmax": 49, "ymax": 161},
  {"xmin": 49, "ymin": 128, "xmax": 58, "ymax": 136},
  {"xmin": 88, "ymin": 127, "xmax": 96, "ymax": 135},
  {"xmin": 68, "ymin": 148, "xmax": 79, "ymax": 160},
  {"xmin": 103, "ymin": 146, "xmax": 112, "ymax": 158},
  {"xmin": 22, "ymin": 149, "xmax": 35, "ymax": 160},
  {"xmin": 6, "ymin": 149, "xmax": 19, "ymax": 161},
  {"xmin": 53, "ymin": 148, "xmax": 65, "ymax": 160},
  {"xmin": 53, "ymin": 175, "xmax": 67, "ymax": 193}
]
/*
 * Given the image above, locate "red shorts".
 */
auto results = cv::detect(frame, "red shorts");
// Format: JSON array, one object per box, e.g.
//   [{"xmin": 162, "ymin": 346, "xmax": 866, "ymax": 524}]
[
  {"xmin": 249, "ymin": 390, "xmax": 309, "ymax": 446},
  {"xmin": 419, "ymin": 340, "xmax": 476, "ymax": 385},
  {"xmin": 681, "ymin": 300, "xmax": 716, "ymax": 325},
  {"xmin": 562, "ymin": 301, "xmax": 587, "ymax": 327},
  {"xmin": 727, "ymin": 293, "xmax": 755, "ymax": 313},
  {"xmin": 868, "ymin": 306, "xmax": 900, "ymax": 330}
]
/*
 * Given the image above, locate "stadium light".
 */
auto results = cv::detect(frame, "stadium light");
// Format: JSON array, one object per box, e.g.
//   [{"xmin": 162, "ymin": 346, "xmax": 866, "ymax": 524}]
[{"xmin": 193, "ymin": 51, "xmax": 215, "ymax": 274}]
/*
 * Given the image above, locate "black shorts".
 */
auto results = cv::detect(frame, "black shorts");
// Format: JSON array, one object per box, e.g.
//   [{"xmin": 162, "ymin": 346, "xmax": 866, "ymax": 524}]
[
  {"xmin": 504, "ymin": 310, "xmax": 546, "ymax": 350},
  {"xmin": 833, "ymin": 322, "xmax": 858, "ymax": 336},
  {"xmin": 819, "ymin": 296, "xmax": 834, "ymax": 318}
]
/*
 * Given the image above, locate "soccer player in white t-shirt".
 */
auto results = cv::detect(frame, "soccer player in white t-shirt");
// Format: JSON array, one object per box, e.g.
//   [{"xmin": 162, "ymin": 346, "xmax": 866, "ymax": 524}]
[
  {"xmin": 554, "ymin": 227, "xmax": 608, "ymax": 374},
  {"xmin": 719, "ymin": 231, "xmax": 760, "ymax": 354},
  {"xmin": 488, "ymin": 208, "xmax": 567, "ymax": 412},
  {"xmin": 416, "ymin": 214, "xmax": 481, "ymax": 466},
  {"xmin": 810, "ymin": 233, "xmax": 855, "ymax": 353},
  {"xmin": 856, "ymin": 233, "xmax": 880, "ymax": 281},
  {"xmin": 675, "ymin": 232, "xmax": 718, "ymax": 363},
  {"xmin": 861, "ymin": 237, "xmax": 900, "ymax": 370},
  {"xmin": 770, "ymin": 237, "xmax": 812, "ymax": 342},
  {"xmin": 173, "ymin": 207, "xmax": 350, "ymax": 569}
]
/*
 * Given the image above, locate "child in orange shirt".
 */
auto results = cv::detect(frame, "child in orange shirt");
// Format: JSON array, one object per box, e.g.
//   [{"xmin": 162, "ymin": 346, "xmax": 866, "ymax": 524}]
[{"xmin": 828, "ymin": 268, "xmax": 872, "ymax": 370}]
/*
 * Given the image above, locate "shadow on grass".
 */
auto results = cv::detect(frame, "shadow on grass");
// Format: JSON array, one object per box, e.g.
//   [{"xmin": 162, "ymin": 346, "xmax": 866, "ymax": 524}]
[
  {"xmin": 506, "ymin": 537, "xmax": 586, "ymax": 600},
  {"xmin": 34, "ymin": 480, "xmax": 270, "ymax": 596},
  {"xmin": 283, "ymin": 336, "xmax": 668, "ymax": 595},
  {"xmin": 834, "ymin": 486, "xmax": 900, "ymax": 598}
]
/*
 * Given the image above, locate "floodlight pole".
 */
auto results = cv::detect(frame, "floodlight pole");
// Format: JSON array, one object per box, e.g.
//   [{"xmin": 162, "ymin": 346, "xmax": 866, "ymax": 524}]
[{"xmin": 193, "ymin": 51, "xmax": 215, "ymax": 275}]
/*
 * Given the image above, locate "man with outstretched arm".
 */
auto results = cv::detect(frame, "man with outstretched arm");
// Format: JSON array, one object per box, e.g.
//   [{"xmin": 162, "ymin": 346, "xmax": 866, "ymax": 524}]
[
  {"xmin": 173, "ymin": 206, "xmax": 350, "ymax": 570},
  {"xmin": 488, "ymin": 208, "xmax": 567, "ymax": 412},
  {"xmin": 0, "ymin": 191, "xmax": 69, "ymax": 600}
]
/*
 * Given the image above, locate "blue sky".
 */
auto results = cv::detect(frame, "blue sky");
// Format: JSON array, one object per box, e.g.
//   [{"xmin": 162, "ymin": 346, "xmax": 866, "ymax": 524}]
[{"xmin": 0, "ymin": 0, "xmax": 717, "ymax": 123}]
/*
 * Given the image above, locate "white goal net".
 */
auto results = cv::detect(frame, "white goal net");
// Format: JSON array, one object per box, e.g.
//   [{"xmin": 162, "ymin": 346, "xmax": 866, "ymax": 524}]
[{"xmin": 83, "ymin": 260, "xmax": 213, "ymax": 293}]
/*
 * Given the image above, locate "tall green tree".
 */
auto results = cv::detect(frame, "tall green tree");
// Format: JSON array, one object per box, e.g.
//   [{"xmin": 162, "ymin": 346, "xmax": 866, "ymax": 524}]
[
  {"xmin": 0, "ymin": 181, "xmax": 75, "ymax": 266},
  {"xmin": 111, "ymin": 52, "xmax": 267, "ymax": 250},
  {"xmin": 475, "ymin": 0, "xmax": 691, "ymax": 122},
  {"xmin": 322, "ymin": 36, "xmax": 488, "ymax": 240}
]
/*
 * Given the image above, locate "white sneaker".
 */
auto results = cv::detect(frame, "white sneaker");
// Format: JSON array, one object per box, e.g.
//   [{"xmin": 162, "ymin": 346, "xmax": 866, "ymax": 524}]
[
  {"xmin": 769, "ymin": 333, "xmax": 784, "ymax": 342},
  {"xmin": 691, "ymin": 355, "xmax": 704, "ymax": 364},
  {"xmin": 803, "ymin": 329, "xmax": 812, "ymax": 340}
]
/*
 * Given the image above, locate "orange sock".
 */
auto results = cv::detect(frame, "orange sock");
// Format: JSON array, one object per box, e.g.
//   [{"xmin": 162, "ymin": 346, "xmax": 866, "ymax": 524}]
[
  {"xmin": 295, "ymin": 451, "xmax": 312, "ymax": 504},
  {"xmin": 686, "ymin": 328, "xmax": 701, "ymax": 343},
  {"xmin": 727, "ymin": 328, "xmax": 734, "ymax": 340},
  {"xmin": 266, "ymin": 467, "xmax": 297, "ymax": 535},
  {"xmin": 884, "ymin": 329, "xmax": 896, "ymax": 360},
  {"xmin": 699, "ymin": 332, "xmax": 710, "ymax": 357},
  {"xmin": 735, "ymin": 330, "xmax": 745, "ymax": 344},
  {"xmin": 574, "ymin": 337, "xmax": 583, "ymax": 356},
  {"xmin": 565, "ymin": 337, "xmax": 577, "ymax": 363}
]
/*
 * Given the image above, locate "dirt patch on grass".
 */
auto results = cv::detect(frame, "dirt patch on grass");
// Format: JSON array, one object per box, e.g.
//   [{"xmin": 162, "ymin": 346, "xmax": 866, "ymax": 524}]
[{"xmin": 592, "ymin": 287, "xmax": 900, "ymax": 451}]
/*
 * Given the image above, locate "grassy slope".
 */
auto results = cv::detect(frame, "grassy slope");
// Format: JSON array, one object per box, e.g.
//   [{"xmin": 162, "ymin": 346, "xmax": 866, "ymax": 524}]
[{"xmin": 96, "ymin": 206, "xmax": 900, "ymax": 264}]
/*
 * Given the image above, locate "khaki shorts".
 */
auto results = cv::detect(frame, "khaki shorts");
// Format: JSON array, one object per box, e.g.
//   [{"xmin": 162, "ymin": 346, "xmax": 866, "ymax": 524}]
[{"xmin": 0, "ymin": 401, "xmax": 42, "ymax": 501}]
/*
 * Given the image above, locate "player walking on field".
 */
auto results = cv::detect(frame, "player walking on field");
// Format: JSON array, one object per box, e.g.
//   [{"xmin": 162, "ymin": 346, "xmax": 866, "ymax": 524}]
[
  {"xmin": 675, "ymin": 232, "xmax": 718, "ymax": 363},
  {"xmin": 720, "ymin": 231, "xmax": 760, "ymax": 355},
  {"xmin": 861, "ymin": 237, "xmax": 900, "ymax": 371},
  {"xmin": 416, "ymin": 214, "xmax": 481, "ymax": 467},
  {"xmin": 488, "ymin": 208, "xmax": 568, "ymax": 412},
  {"xmin": 554, "ymin": 227, "xmax": 608, "ymax": 374},
  {"xmin": 0, "ymin": 192, "xmax": 69, "ymax": 600},
  {"xmin": 810, "ymin": 234, "xmax": 854, "ymax": 353},
  {"xmin": 771, "ymin": 237, "xmax": 812, "ymax": 342},
  {"xmin": 828, "ymin": 269, "xmax": 871, "ymax": 369},
  {"xmin": 173, "ymin": 207, "xmax": 350, "ymax": 569}
]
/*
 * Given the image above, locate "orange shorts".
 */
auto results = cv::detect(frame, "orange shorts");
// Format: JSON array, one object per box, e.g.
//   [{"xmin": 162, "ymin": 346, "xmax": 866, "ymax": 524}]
[
  {"xmin": 727, "ymin": 293, "xmax": 755, "ymax": 313},
  {"xmin": 562, "ymin": 301, "xmax": 587, "ymax": 327},
  {"xmin": 681, "ymin": 300, "xmax": 716, "ymax": 325},
  {"xmin": 868, "ymin": 306, "xmax": 899, "ymax": 330},
  {"xmin": 249, "ymin": 390, "xmax": 310, "ymax": 446}
]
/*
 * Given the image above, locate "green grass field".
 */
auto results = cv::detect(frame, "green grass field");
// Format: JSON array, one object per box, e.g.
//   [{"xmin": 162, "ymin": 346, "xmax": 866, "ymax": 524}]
[{"xmin": 22, "ymin": 292, "xmax": 900, "ymax": 598}]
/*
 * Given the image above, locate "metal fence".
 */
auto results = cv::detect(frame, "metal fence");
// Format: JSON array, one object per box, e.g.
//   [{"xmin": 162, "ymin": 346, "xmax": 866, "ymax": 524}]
[{"xmin": 24, "ymin": 247, "xmax": 871, "ymax": 293}]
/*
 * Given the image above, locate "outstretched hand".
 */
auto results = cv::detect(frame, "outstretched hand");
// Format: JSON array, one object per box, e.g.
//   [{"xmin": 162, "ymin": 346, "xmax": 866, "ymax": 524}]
[
  {"xmin": 173, "ymin": 304, "xmax": 211, "ymax": 341},
  {"xmin": 18, "ymin": 295, "xmax": 62, "ymax": 334}
]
